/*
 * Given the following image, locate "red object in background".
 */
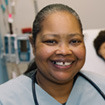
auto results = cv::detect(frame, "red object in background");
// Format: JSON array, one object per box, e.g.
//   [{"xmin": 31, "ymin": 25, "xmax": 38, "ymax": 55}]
[{"xmin": 22, "ymin": 28, "xmax": 32, "ymax": 34}]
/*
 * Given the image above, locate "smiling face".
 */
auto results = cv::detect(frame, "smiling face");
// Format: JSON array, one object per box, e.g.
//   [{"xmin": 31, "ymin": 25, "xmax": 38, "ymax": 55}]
[{"xmin": 31, "ymin": 11, "xmax": 86, "ymax": 84}]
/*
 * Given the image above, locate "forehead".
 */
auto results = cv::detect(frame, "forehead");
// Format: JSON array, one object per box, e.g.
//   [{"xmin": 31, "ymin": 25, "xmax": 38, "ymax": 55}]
[
  {"xmin": 43, "ymin": 11, "xmax": 78, "ymax": 24},
  {"xmin": 40, "ymin": 11, "xmax": 81, "ymax": 35}
]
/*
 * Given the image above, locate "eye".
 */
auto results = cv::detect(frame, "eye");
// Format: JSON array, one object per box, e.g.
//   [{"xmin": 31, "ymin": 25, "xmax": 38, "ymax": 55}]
[
  {"xmin": 71, "ymin": 40, "xmax": 81, "ymax": 43},
  {"xmin": 43, "ymin": 40, "xmax": 57, "ymax": 45},
  {"xmin": 46, "ymin": 40, "xmax": 56, "ymax": 43},
  {"xmin": 70, "ymin": 39, "xmax": 82, "ymax": 45}
]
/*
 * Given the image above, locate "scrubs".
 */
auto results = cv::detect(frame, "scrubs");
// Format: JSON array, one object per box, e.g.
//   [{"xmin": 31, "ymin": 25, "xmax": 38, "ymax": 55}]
[{"xmin": 0, "ymin": 71, "xmax": 105, "ymax": 105}]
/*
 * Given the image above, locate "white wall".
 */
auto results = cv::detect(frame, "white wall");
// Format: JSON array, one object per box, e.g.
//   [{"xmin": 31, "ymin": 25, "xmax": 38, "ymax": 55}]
[
  {"xmin": 14, "ymin": 0, "xmax": 35, "ymax": 34},
  {"xmin": 1, "ymin": 0, "xmax": 105, "ymax": 36},
  {"xmin": 37, "ymin": 0, "xmax": 105, "ymax": 30}
]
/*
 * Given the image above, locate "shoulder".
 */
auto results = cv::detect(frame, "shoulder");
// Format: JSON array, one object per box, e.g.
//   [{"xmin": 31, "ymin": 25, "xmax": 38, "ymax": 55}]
[
  {"xmin": 0, "ymin": 75, "xmax": 32, "ymax": 98},
  {"xmin": 0, "ymin": 74, "xmax": 35, "ymax": 105},
  {"xmin": 69, "ymin": 71, "xmax": 105, "ymax": 104},
  {"xmin": 80, "ymin": 70, "xmax": 105, "ymax": 81},
  {"xmin": 80, "ymin": 70, "xmax": 105, "ymax": 91}
]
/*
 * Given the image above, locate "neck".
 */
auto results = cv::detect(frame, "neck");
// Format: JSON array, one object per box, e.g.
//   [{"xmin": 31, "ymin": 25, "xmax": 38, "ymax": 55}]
[{"xmin": 36, "ymin": 72, "xmax": 74, "ymax": 104}]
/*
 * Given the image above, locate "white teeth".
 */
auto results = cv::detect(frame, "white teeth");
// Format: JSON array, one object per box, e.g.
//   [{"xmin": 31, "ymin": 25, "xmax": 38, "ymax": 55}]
[
  {"xmin": 55, "ymin": 62, "xmax": 72, "ymax": 66},
  {"xmin": 56, "ymin": 62, "xmax": 63, "ymax": 65},
  {"xmin": 65, "ymin": 62, "xmax": 72, "ymax": 65}
]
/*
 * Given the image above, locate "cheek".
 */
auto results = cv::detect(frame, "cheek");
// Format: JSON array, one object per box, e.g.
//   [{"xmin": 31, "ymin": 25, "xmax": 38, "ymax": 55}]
[
  {"xmin": 74, "ymin": 45, "xmax": 86, "ymax": 60},
  {"xmin": 35, "ymin": 45, "xmax": 54, "ymax": 60}
]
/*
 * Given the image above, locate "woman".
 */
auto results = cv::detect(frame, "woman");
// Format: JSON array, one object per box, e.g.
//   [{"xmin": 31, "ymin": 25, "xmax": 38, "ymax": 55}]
[{"xmin": 0, "ymin": 4, "xmax": 105, "ymax": 105}]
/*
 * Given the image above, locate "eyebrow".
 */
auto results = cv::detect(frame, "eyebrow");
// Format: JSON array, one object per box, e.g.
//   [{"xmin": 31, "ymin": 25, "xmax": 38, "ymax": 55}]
[
  {"xmin": 42, "ymin": 33, "xmax": 84, "ymax": 38},
  {"xmin": 68, "ymin": 33, "xmax": 84, "ymax": 37}
]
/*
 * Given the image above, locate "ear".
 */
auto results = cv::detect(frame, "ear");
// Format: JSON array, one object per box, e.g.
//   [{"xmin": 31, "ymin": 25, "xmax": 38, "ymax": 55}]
[
  {"xmin": 29, "ymin": 35, "xmax": 35, "ymax": 56},
  {"xmin": 29, "ymin": 35, "xmax": 34, "ymax": 47}
]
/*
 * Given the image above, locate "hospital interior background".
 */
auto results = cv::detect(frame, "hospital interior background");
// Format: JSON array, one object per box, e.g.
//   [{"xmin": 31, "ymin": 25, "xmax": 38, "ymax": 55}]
[{"xmin": 0, "ymin": 0, "xmax": 105, "ymax": 84}]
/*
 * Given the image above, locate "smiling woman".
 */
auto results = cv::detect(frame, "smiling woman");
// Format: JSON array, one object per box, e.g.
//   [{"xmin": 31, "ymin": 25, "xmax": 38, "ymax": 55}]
[
  {"xmin": 30, "ymin": 7, "xmax": 85, "ymax": 85},
  {"xmin": 0, "ymin": 3, "xmax": 105, "ymax": 105}
]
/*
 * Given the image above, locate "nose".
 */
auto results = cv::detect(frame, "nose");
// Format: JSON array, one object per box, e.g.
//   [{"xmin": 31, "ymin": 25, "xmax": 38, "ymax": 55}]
[{"xmin": 55, "ymin": 43, "xmax": 72, "ymax": 55}]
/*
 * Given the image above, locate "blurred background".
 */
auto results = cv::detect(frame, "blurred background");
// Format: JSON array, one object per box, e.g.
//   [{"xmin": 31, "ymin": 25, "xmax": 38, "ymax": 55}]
[{"xmin": 0, "ymin": 0, "xmax": 105, "ymax": 84}]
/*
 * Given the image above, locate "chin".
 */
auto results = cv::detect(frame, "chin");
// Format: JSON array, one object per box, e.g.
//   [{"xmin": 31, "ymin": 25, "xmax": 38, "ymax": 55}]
[{"xmin": 52, "ymin": 74, "xmax": 74, "ymax": 84}]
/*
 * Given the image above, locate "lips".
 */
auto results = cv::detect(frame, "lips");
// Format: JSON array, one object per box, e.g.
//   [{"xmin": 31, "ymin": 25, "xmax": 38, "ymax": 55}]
[{"xmin": 50, "ymin": 59, "xmax": 74, "ymax": 70}]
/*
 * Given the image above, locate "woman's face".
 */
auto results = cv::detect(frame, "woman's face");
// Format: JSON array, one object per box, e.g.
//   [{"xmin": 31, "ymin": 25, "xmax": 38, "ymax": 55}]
[
  {"xmin": 32, "ymin": 11, "xmax": 86, "ymax": 83},
  {"xmin": 99, "ymin": 42, "xmax": 105, "ymax": 60}
]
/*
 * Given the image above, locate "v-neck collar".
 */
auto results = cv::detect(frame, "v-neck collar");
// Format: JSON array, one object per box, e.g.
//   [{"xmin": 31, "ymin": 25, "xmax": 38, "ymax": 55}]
[{"xmin": 34, "ymin": 75, "xmax": 79, "ymax": 105}]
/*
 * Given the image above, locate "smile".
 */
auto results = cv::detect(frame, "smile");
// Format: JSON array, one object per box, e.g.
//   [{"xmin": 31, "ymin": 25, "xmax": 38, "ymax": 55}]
[{"xmin": 52, "ymin": 61, "xmax": 73, "ymax": 66}]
